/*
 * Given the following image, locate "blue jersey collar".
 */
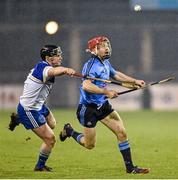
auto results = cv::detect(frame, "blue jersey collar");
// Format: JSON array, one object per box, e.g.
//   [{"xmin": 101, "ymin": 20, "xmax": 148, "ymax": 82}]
[
  {"xmin": 91, "ymin": 55, "xmax": 106, "ymax": 64},
  {"xmin": 40, "ymin": 59, "xmax": 51, "ymax": 66},
  {"xmin": 91, "ymin": 55, "xmax": 108, "ymax": 64}
]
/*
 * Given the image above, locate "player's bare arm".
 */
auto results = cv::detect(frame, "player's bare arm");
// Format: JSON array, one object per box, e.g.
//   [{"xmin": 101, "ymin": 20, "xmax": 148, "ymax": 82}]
[
  {"xmin": 48, "ymin": 67, "xmax": 75, "ymax": 77},
  {"xmin": 82, "ymin": 79, "xmax": 118, "ymax": 99},
  {"xmin": 113, "ymin": 71, "xmax": 145, "ymax": 87}
]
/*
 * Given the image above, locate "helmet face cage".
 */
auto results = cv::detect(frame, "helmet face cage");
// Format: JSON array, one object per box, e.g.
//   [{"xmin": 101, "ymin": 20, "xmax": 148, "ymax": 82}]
[
  {"xmin": 40, "ymin": 45, "xmax": 62, "ymax": 60},
  {"xmin": 50, "ymin": 47, "xmax": 62, "ymax": 56},
  {"xmin": 97, "ymin": 38, "xmax": 112, "ymax": 57},
  {"xmin": 87, "ymin": 36, "xmax": 112, "ymax": 58}
]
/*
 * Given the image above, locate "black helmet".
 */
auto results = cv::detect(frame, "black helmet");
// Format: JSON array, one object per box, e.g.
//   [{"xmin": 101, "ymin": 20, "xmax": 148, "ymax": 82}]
[{"xmin": 40, "ymin": 45, "xmax": 62, "ymax": 60}]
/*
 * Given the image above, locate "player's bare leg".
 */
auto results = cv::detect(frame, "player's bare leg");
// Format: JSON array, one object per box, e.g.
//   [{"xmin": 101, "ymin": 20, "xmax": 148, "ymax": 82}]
[
  {"xmin": 33, "ymin": 123, "xmax": 56, "ymax": 172},
  {"xmin": 101, "ymin": 110, "xmax": 150, "ymax": 174},
  {"xmin": 77, "ymin": 127, "xmax": 96, "ymax": 149},
  {"xmin": 59, "ymin": 123, "xmax": 96, "ymax": 149},
  {"xmin": 101, "ymin": 111, "xmax": 127, "ymax": 142},
  {"xmin": 46, "ymin": 111, "xmax": 56, "ymax": 129}
]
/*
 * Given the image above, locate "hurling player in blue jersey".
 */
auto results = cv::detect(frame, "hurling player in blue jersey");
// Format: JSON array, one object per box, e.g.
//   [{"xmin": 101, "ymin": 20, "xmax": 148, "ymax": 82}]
[
  {"xmin": 8, "ymin": 45, "xmax": 75, "ymax": 172},
  {"xmin": 59, "ymin": 36, "xmax": 150, "ymax": 174}
]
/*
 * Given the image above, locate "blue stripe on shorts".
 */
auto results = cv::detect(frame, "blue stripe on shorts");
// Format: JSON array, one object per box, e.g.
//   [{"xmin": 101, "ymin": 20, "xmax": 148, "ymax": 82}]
[
  {"xmin": 17, "ymin": 103, "xmax": 47, "ymax": 130},
  {"xmin": 79, "ymin": 105, "xmax": 86, "ymax": 126}
]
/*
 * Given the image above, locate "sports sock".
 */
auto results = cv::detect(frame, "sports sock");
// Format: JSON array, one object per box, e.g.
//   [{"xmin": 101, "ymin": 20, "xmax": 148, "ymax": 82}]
[
  {"xmin": 118, "ymin": 140, "xmax": 134, "ymax": 170},
  {"xmin": 36, "ymin": 150, "xmax": 51, "ymax": 169},
  {"xmin": 71, "ymin": 131, "xmax": 84, "ymax": 145}
]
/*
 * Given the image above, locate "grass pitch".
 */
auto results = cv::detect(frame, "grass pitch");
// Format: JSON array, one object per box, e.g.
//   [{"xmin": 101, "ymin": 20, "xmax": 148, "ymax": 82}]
[{"xmin": 0, "ymin": 109, "xmax": 178, "ymax": 179}]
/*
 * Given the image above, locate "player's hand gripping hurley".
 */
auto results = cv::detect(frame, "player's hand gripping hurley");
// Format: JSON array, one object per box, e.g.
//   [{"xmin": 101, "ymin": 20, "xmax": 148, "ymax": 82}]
[
  {"xmin": 73, "ymin": 72, "xmax": 175, "ymax": 96},
  {"xmin": 73, "ymin": 72, "xmax": 141, "ymax": 89},
  {"xmin": 117, "ymin": 76, "xmax": 175, "ymax": 95}
]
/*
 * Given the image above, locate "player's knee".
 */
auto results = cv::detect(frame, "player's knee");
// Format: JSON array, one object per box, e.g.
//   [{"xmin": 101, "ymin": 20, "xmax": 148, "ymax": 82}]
[
  {"xmin": 85, "ymin": 143, "xmax": 95, "ymax": 150},
  {"xmin": 51, "ymin": 135, "xmax": 56, "ymax": 147},
  {"xmin": 116, "ymin": 126, "xmax": 127, "ymax": 141},
  {"xmin": 46, "ymin": 134, "xmax": 56, "ymax": 148},
  {"xmin": 121, "ymin": 130, "xmax": 127, "ymax": 140}
]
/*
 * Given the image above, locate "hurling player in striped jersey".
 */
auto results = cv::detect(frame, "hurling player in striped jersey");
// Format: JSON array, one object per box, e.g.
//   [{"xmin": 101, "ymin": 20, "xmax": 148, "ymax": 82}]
[{"xmin": 9, "ymin": 45, "xmax": 75, "ymax": 171}]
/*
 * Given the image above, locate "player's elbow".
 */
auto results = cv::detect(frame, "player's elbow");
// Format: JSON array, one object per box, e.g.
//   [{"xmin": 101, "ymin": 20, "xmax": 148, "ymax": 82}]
[
  {"xmin": 47, "ymin": 68, "xmax": 55, "ymax": 77},
  {"xmin": 82, "ymin": 84, "xmax": 87, "ymax": 91}
]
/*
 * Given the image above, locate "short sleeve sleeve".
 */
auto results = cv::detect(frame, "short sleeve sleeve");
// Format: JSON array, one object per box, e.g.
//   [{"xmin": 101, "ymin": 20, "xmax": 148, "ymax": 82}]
[
  {"xmin": 43, "ymin": 66, "xmax": 53, "ymax": 82},
  {"xmin": 32, "ymin": 62, "xmax": 52, "ymax": 82},
  {"xmin": 82, "ymin": 60, "xmax": 97, "ymax": 78}
]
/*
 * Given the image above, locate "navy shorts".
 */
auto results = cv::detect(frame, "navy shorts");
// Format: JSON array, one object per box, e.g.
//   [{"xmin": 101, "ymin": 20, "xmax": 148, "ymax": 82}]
[
  {"xmin": 17, "ymin": 103, "xmax": 50, "ymax": 130},
  {"xmin": 76, "ymin": 100, "xmax": 114, "ymax": 128}
]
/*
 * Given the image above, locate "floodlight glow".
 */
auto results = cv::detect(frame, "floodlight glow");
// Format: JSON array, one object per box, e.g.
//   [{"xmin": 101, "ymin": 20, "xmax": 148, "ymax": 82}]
[
  {"xmin": 45, "ymin": 21, "xmax": 59, "ymax": 35},
  {"xmin": 134, "ymin": 4, "xmax": 142, "ymax": 11}
]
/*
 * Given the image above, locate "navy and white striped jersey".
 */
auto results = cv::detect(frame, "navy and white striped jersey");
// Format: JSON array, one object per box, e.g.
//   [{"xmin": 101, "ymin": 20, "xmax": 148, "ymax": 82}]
[
  {"xmin": 79, "ymin": 56, "xmax": 117, "ymax": 105},
  {"xmin": 20, "ymin": 60, "xmax": 54, "ymax": 110}
]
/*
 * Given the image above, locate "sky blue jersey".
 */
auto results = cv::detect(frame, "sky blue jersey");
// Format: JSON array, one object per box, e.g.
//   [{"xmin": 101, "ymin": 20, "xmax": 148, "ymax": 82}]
[{"xmin": 79, "ymin": 56, "xmax": 117, "ymax": 105}]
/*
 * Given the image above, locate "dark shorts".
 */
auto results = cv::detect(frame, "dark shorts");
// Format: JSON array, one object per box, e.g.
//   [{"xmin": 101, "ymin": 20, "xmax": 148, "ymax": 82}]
[{"xmin": 76, "ymin": 100, "xmax": 114, "ymax": 128}]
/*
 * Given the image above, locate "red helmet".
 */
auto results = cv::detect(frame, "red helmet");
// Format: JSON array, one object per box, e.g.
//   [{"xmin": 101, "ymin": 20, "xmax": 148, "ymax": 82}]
[{"xmin": 87, "ymin": 36, "xmax": 110, "ymax": 52}]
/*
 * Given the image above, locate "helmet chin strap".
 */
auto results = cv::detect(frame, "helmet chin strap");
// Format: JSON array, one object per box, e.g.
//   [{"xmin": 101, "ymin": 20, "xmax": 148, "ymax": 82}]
[
  {"xmin": 99, "ymin": 51, "xmax": 112, "ymax": 60},
  {"xmin": 87, "ymin": 47, "xmax": 111, "ymax": 60},
  {"xmin": 102, "ymin": 54, "xmax": 111, "ymax": 59}
]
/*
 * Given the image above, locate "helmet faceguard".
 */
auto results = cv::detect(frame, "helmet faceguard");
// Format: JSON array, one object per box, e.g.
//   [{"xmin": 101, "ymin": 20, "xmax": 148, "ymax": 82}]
[
  {"xmin": 40, "ymin": 45, "xmax": 62, "ymax": 60},
  {"xmin": 86, "ymin": 36, "xmax": 112, "ymax": 59},
  {"xmin": 50, "ymin": 47, "xmax": 62, "ymax": 56}
]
